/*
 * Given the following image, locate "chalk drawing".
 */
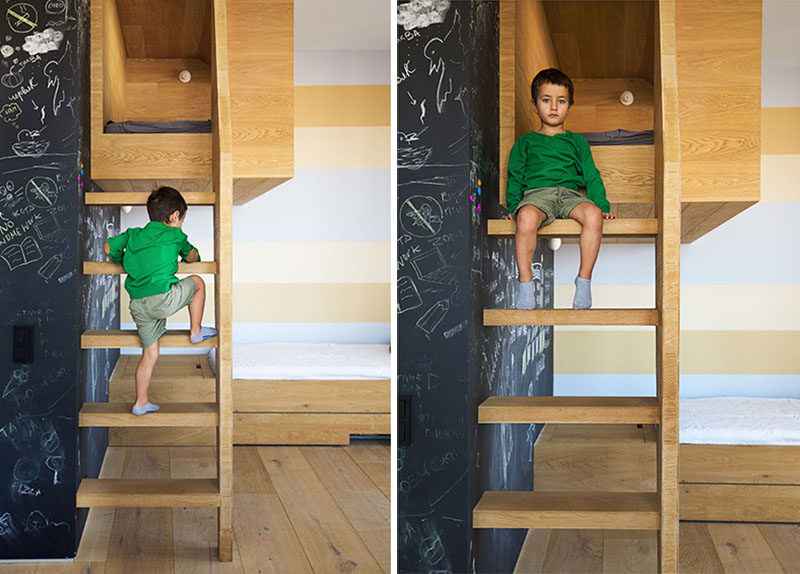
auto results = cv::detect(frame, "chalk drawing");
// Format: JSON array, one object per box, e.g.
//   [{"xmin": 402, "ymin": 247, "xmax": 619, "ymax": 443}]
[
  {"xmin": 1, "ymin": 235, "xmax": 42, "ymax": 270},
  {"xmin": 1, "ymin": 102, "xmax": 23, "ymax": 126},
  {"xmin": 25, "ymin": 175, "xmax": 57, "ymax": 207},
  {"xmin": 37, "ymin": 252, "xmax": 61, "ymax": 281},
  {"xmin": 6, "ymin": 4, "xmax": 38, "ymax": 34},
  {"xmin": 0, "ymin": 512, "xmax": 19, "ymax": 543},
  {"xmin": 44, "ymin": 0, "xmax": 65, "ymax": 15},
  {"xmin": 398, "ymin": 0, "xmax": 450, "ymax": 31},
  {"xmin": 416, "ymin": 299, "xmax": 449, "ymax": 336},
  {"xmin": 423, "ymin": 10, "xmax": 462, "ymax": 113},
  {"xmin": 12, "ymin": 129, "xmax": 50, "ymax": 158},
  {"xmin": 1, "ymin": 69, "xmax": 23, "ymax": 88},
  {"xmin": 21, "ymin": 27, "xmax": 62, "ymax": 55},
  {"xmin": 24, "ymin": 510, "xmax": 68, "ymax": 534},
  {"xmin": 13, "ymin": 457, "xmax": 39, "ymax": 483},
  {"xmin": 43, "ymin": 40, "xmax": 70, "ymax": 116},
  {"xmin": 0, "ymin": 44, "xmax": 13, "ymax": 58},
  {"xmin": 400, "ymin": 195, "xmax": 443, "ymax": 238},
  {"xmin": 398, "ymin": 275, "xmax": 423, "ymax": 314},
  {"xmin": 34, "ymin": 212, "xmax": 65, "ymax": 243},
  {"xmin": 397, "ymin": 144, "xmax": 433, "ymax": 170},
  {"xmin": 45, "ymin": 455, "xmax": 64, "ymax": 484},
  {"xmin": 410, "ymin": 246, "xmax": 456, "ymax": 285},
  {"xmin": 419, "ymin": 531, "xmax": 446, "ymax": 566}
]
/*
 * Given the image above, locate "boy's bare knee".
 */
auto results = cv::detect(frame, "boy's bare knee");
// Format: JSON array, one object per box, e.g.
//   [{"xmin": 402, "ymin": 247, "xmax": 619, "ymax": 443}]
[
  {"xmin": 517, "ymin": 207, "xmax": 544, "ymax": 232},
  {"xmin": 142, "ymin": 344, "xmax": 159, "ymax": 362},
  {"xmin": 190, "ymin": 275, "xmax": 205, "ymax": 290}
]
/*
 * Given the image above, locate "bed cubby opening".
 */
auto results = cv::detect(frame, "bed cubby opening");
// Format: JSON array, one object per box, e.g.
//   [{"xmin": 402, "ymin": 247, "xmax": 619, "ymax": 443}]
[{"xmin": 501, "ymin": 0, "xmax": 657, "ymax": 221}]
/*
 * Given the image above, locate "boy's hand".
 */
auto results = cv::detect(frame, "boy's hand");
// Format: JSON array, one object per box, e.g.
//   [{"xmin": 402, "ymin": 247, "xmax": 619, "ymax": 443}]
[
  {"xmin": 103, "ymin": 241, "xmax": 111, "ymax": 258},
  {"xmin": 603, "ymin": 212, "xmax": 616, "ymax": 220},
  {"xmin": 185, "ymin": 248, "xmax": 199, "ymax": 263},
  {"xmin": 504, "ymin": 213, "xmax": 513, "ymax": 220}
]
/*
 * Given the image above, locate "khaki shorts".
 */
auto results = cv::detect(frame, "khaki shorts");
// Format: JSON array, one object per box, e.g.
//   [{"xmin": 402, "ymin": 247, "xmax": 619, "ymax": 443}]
[
  {"xmin": 514, "ymin": 186, "xmax": 591, "ymax": 227},
  {"xmin": 129, "ymin": 277, "xmax": 197, "ymax": 349}
]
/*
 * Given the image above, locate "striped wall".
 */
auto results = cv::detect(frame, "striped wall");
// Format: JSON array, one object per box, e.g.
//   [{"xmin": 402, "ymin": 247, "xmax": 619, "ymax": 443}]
[
  {"xmin": 554, "ymin": 3, "xmax": 800, "ymax": 398},
  {"xmin": 120, "ymin": 51, "xmax": 390, "ymax": 350}
]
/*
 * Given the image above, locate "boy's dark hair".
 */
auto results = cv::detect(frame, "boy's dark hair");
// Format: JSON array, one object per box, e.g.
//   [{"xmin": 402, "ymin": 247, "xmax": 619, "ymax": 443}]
[
  {"xmin": 146, "ymin": 186, "xmax": 187, "ymax": 223},
  {"xmin": 531, "ymin": 68, "xmax": 574, "ymax": 106}
]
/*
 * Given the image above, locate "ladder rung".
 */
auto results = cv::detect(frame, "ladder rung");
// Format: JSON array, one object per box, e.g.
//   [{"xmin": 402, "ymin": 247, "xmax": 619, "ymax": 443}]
[
  {"xmin": 487, "ymin": 218, "xmax": 658, "ymax": 237},
  {"xmin": 83, "ymin": 261, "xmax": 218, "ymax": 274},
  {"xmin": 77, "ymin": 479, "xmax": 220, "ymax": 508},
  {"xmin": 479, "ymin": 396, "xmax": 660, "ymax": 424},
  {"xmin": 81, "ymin": 330, "xmax": 217, "ymax": 348},
  {"xmin": 484, "ymin": 309, "xmax": 659, "ymax": 326},
  {"xmin": 85, "ymin": 192, "xmax": 216, "ymax": 205},
  {"xmin": 79, "ymin": 402, "xmax": 219, "ymax": 427},
  {"xmin": 473, "ymin": 491, "xmax": 660, "ymax": 530}
]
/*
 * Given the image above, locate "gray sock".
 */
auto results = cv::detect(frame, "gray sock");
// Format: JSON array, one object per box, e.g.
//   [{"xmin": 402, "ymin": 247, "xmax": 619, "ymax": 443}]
[
  {"xmin": 516, "ymin": 280, "xmax": 535, "ymax": 310},
  {"xmin": 132, "ymin": 402, "xmax": 159, "ymax": 416},
  {"xmin": 573, "ymin": 276, "xmax": 592, "ymax": 310}
]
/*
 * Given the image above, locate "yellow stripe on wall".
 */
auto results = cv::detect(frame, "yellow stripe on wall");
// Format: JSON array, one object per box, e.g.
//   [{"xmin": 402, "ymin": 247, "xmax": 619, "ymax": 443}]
[
  {"xmin": 555, "ymin": 284, "xmax": 800, "ymax": 330},
  {"xmin": 121, "ymin": 282, "xmax": 390, "ymax": 324},
  {"xmin": 295, "ymin": 85, "xmax": 390, "ymax": 127},
  {"xmin": 762, "ymin": 154, "xmax": 800, "ymax": 202},
  {"xmin": 232, "ymin": 242, "xmax": 390, "ymax": 284},
  {"xmin": 762, "ymin": 107, "xmax": 800, "ymax": 155},
  {"xmin": 295, "ymin": 127, "xmax": 390, "ymax": 169},
  {"xmin": 555, "ymin": 330, "xmax": 800, "ymax": 375}
]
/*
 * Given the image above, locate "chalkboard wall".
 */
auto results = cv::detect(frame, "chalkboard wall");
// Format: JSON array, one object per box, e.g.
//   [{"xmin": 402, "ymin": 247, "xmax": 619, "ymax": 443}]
[
  {"xmin": 398, "ymin": 2, "xmax": 554, "ymax": 572},
  {"xmin": 0, "ymin": 0, "xmax": 117, "ymax": 559}
]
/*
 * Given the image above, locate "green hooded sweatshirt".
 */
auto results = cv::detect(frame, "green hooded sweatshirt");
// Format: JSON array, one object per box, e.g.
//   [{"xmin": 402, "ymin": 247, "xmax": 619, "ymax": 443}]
[{"xmin": 107, "ymin": 221, "xmax": 199, "ymax": 299}]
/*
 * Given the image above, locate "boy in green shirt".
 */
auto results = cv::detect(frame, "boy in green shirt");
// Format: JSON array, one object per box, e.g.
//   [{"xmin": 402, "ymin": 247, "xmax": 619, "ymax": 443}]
[
  {"xmin": 506, "ymin": 68, "xmax": 616, "ymax": 310},
  {"xmin": 104, "ymin": 187, "xmax": 217, "ymax": 415}
]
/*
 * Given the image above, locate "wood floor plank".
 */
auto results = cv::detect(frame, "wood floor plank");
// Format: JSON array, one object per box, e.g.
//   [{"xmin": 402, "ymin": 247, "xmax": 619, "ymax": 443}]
[
  {"xmin": 233, "ymin": 446, "xmax": 275, "ymax": 494},
  {"xmin": 706, "ymin": 522, "xmax": 785, "ymax": 573},
  {"xmin": 343, "ymin": 441, "xmax": 390, "ymax": 499},
  {"xmin": 173, "ymin": 506, "xmax": 244, "ymax": 573},
  {"xmin": 514, "ymin": 529, "xmax": 551, "ymax": 573},
  {"xmin": 121, "ymin": 446, "xmax": 171, "ymax": 479},
  {"xmin": 232, "ymin": 493, "xmax": 313, "ymax": 574},
  {"xmin": 105, "ymin": 508, "xmax": 174, "ymax": 574},
  {"xmin": 601, "ymin": 531, "xmax": 656, "ymax": 573},
  {"xmin": 170, "ymin": 447, "xmax": 217, "ymax": 479},
  {"xmin": 259, "ymin": 446, "xmax": 382, "ymax": 573},
  {"xmin": 759, "ymin": 523, "xmax": 800, "ymax": 573},
  {"xmin": 35, "ymin": 564, "xmax": 105, "ymax": 573},
  {"xmin": 679, "ymin": 523, "xmax": 725, "ymax": 573},
  {"xmin": 303, "ymin": 447, "xmax": 389, "ymax": 571},
  {"xmin": 541, "ymin": 529, "xmax": 603, "ymax": 573}
]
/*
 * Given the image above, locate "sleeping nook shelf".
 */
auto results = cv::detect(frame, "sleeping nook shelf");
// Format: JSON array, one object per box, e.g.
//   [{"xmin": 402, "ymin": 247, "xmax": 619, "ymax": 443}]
[
  {"xmin": 478, "ymin": 396, "xmax": 661, "ymax": 424},
  {"xmin": 483, "ymin": 309, "xmax": 659, "ymax": 326},
  {"xmin": 77, "ymin": 479, "xmax": 221, "ymax": 508},
  {"xmin": 90, "ymin": 0, "xmax": 294, "ymax": 204},
  {"xmin": 79, "ymin": 402, "xmax": 219, "ymax": 427},
  {"xmin": 81, "ymin": 329, "xmax": 218, "ymax": 348}
]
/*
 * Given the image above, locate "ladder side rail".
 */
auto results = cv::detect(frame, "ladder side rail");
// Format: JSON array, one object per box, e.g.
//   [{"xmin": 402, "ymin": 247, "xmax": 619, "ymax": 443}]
[
  {"xmin": 211, "ymin": 0, "xmax": 235, "ymax": 562},
  {"xmin": 654, "ymin": 0, "xmax": 681, "ymax": 571}
]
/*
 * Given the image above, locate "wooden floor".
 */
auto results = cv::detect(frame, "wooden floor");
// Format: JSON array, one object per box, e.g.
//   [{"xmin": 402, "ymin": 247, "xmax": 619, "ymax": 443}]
[
  {"xmin": 514, "ymin": 522, "xmax": 800, "ymax": 573},
  {"xmin": 4, "ymin": 441, "xmax": 389, "ymax": 573}
]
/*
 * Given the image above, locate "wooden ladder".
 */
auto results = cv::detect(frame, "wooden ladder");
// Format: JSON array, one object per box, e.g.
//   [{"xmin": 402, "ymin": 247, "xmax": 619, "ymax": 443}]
[
  {"xmin": 473, "ymin": 1, "xmax": 681, "ymax": 571},
  {"xmin": 78, "ymin": 0, "xmax": 234, "ymax": 561}
]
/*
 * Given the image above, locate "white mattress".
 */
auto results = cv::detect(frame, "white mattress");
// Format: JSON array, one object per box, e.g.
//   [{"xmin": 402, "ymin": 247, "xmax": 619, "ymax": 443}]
[
  {"xmin": 208, "ymin": 343, "xmax": 390, "ymax": 380},
  {"xmin": 680, "ymin": 397, "xmax": 800, "ymax": 445}
]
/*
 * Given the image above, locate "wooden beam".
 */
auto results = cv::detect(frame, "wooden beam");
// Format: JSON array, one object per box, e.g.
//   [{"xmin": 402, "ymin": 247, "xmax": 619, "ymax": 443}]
[
  {"xmin": 81, "ymin": 330, "xmax": 218, "ymax": 348},
  {"xmin": 85, "ymin": 192, "xmax": 216, "ymax": 205},
  {"xmin": 83, "ymin": 261, "xmax": 217, "ymax": 274},
  {"xmin": 488, "ymin": 218, "xmax": 658, "ymax": 237},
  {"xmin": 478, "ymin": 396, "xmax": 660, "ymax": 424},
  {"xmin": 77, "ymin": 478, "xmax": 220, "ymax": 507},
  {"xmin": 484, "ymin": 309, "xmax": 659, "ymax": 326},
  {"xmin": 79, "ymin": 402, "xmax": 219, "ymax": 427}
]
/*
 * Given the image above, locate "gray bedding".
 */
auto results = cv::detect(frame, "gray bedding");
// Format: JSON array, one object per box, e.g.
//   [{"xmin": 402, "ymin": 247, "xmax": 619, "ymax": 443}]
[
  {"xmin": 578, "ymin": 129, "xmax": 654, "ymax": 146},
  {"xmin": 104, "ymin": 120, "xmax": 212, "ymax": 133}
]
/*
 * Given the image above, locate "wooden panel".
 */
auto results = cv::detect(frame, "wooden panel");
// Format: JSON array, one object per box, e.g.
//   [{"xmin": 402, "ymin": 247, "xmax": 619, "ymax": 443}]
[
  {"xmin": 86, "ymin": 190, "xmax": 215, "ymax": 205},
  {"xmin": 125, "ymin": 58, "xmax": 211, "ymax": 122},
  {"xmin": 479, "ymin": 396, "xmax": 660, "ymax": 424},
  {"xmin": 681, "ymin": 484, "xmax": 800, "ymax": 523},
  {"xmin": 77, "ymin": 478, "xmax": 220, "ymax": 507},
  {"xmin": 234, "ymin": 380, "xmax": 390, "ymax": 413},
  {"xmin": 109, "ymin": 426, "xmax": 217, "ymax": 446},
  {"xmin": 593, "ymin": 145, "xmax": 655, "ymax": 204},
  {"xmin": 542, "ymin": 1, "xmax": 654, "ymax": 82},
  {"xmin": 91, "ymin": 134, "xmax": 211, "ymax": 180},
  {"xmin": 488, "ymin": 218, "xmax": 657, "ymax": 237},
  {"xmin": 484, "ymin": 308, "xmax": 658, "ymax": 326},
  {"xmin": 473, "ymin": 491, "xmax": 660, "ymax": 530},
  {"xmin": 234, "ymin": 413, "xmax": 390, "ymax": 446},
  {"xmin": 566, "ymin": 78, "xmax": 654, "ymax": 133},
  {"xmin": 82, "ymin": 329, "xmax": 217, "ymax": 348},
  {"xmin": 80, "ymin": 402, "xmax": 219, "ymax": 427},
  {"xmin": 675, "ymin": 0, "xmax": 761, "ymax": 203},
  {"xmin": 116, "ymin": 0, "xmax": 212, "ymax": 61},
  {"xmin": 680, "ymin": 444, "xmax": 800, "ymax": 485},
  {"xmin": 681, "ymin": 201, "xmax": 755, "ymax": 243},
  {"xmin": 227, "ymin": 0, "xmax": 294, "ymax": 188},
  {"xmin": 102, "ymin": 0, "xmax": 126, "ymax": 124},
  {"xmin": 84, "ymin": 261, "xmax": 217, "ymax": 274},
  {"xmin": 233, "ymin": 177, "xmax": 290, "ymax": 205}
]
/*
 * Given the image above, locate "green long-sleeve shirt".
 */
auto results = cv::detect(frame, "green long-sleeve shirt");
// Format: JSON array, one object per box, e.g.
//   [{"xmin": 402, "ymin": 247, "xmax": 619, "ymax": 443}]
[
  {"xmin": 506, "ymin": 130, "xmax": 611, "ymax": 214},
  {"xmin": 107, "ymin": 221, "xmax": 199, "ymax": 299}
]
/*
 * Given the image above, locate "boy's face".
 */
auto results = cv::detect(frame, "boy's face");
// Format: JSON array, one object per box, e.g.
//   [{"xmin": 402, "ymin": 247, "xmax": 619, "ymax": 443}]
[{"xmin": 533, "ymin": 82, "xmax": 570, "ymax": 128}]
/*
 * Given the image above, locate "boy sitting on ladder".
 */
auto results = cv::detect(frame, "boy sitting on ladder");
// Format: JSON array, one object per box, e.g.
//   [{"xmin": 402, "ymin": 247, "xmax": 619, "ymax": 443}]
[
  {"xmin": 506, "ymin": 68, "xmax": 616, "ymax": 310},
  {"xmin": 104, "ymin": 186, "xmax": 217, "ymax": 415}
]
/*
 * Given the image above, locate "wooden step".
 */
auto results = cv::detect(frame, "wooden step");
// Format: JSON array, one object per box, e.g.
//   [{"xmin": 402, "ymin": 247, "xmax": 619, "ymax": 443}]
[
  {"xmin": 473, "ymin": 491, "xmax": 660, "ymax": 530},
  {"xmin": 85, "ymin": 192, "xmax": 216, "ymax": 205},
  {"xmin": 484, "ymin": 309, "xmax": 659, "ymax": 326},
  {"xmin": 83, "ymin": 261, "xmax": 218, "ymax": 274},
  {"xmin": 77, "ymin": 478, "xmax": 220, "ymax": 508},
  {"xmin": 81, "ymin": 330, "xmax": 217, "ymax": 348},
  {"xmin": 479, "ymin": 396, "xmax": 660, "ymax": 424},
  {"xmin": 79, "ymin": 402, "xmax": 219, "ymax": 427},
  {"xmin": 488, "ymin": 218, "xmax": 658, "ymax": 237}
]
